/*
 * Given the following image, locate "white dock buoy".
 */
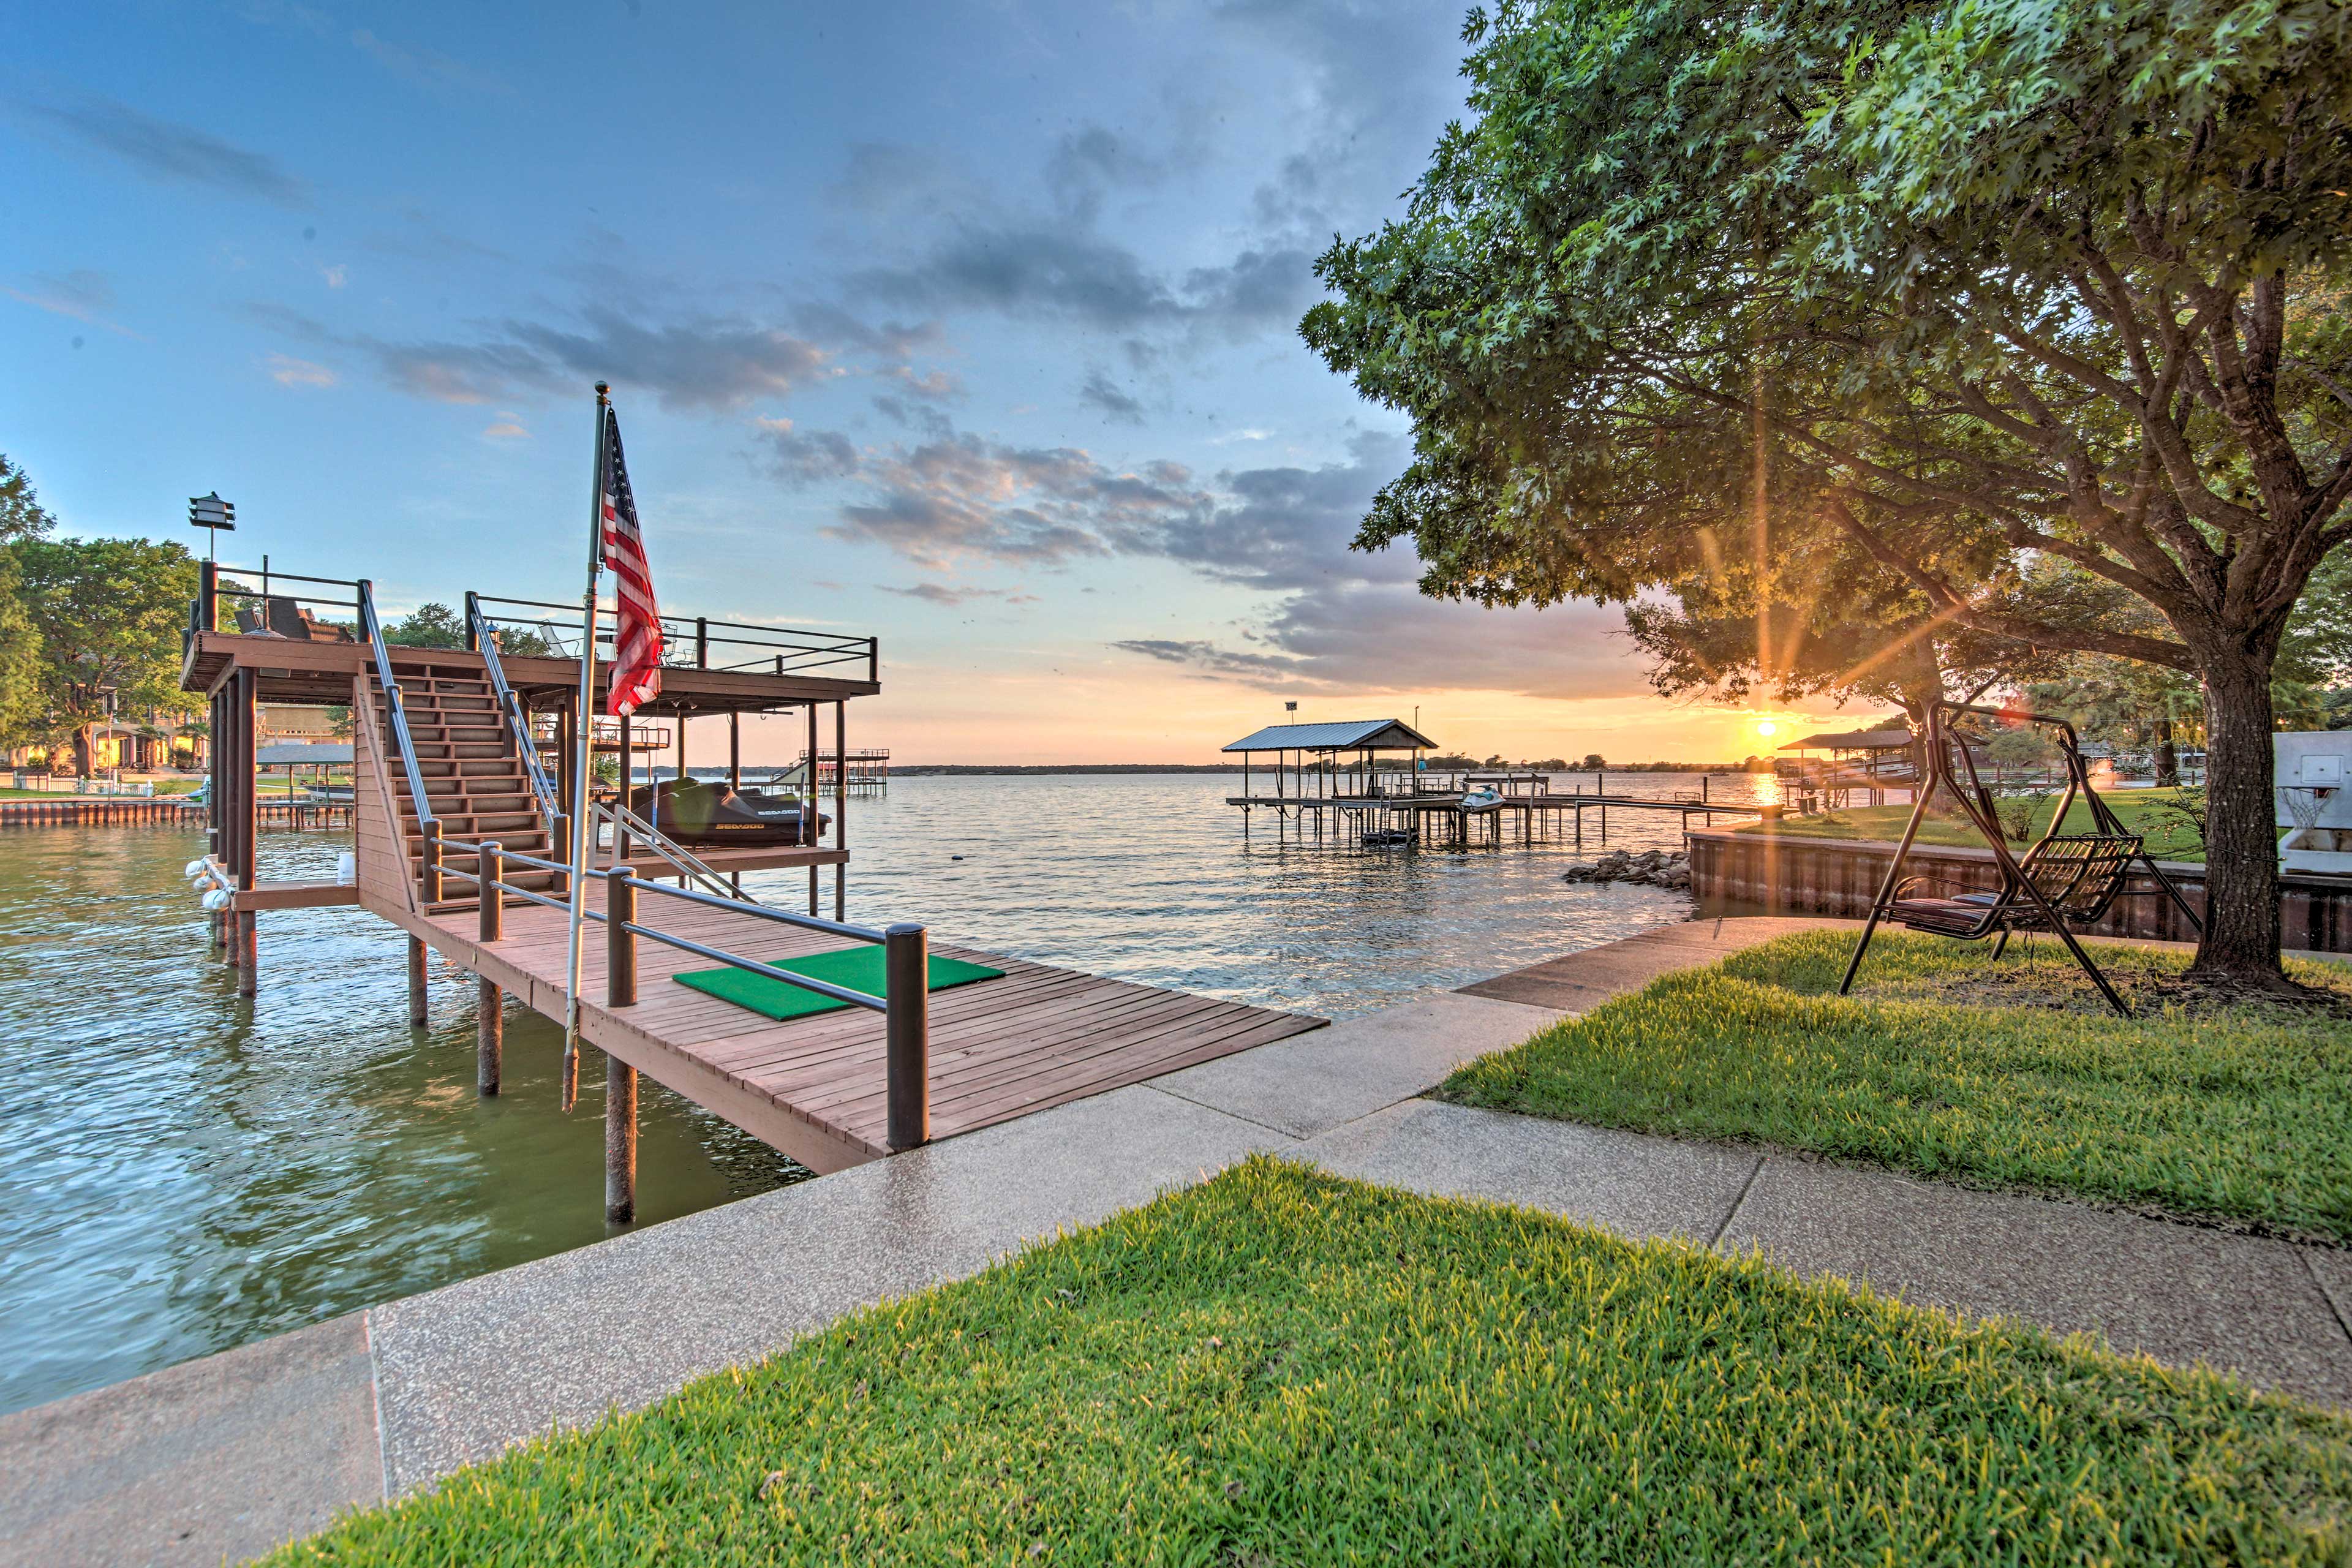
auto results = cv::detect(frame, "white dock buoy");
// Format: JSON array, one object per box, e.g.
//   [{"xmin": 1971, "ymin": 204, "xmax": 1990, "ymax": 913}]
[
  {"xmin": 202, "ymin": 889, "xmax": 232, "ymax": 911},
  {"xmin": 336, "ymin": 851, "xmax": 356, "ymax": 886},
  {"xmin": 185, "ymin": 858, "xmax": 211, "ymax": 878}
]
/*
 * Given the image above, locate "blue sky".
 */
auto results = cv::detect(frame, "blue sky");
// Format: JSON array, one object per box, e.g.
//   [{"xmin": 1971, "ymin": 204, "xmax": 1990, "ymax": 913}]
[{"xmin": 6, "ymin": 1, "xmax": 1811, "ymax": 763}]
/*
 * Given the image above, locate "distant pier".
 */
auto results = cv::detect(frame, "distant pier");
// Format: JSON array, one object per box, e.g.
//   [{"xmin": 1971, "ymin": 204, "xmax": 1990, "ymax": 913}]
[{"xmin": 1219, "ymin": 718, "xmax": 1763, "ymax": 848}]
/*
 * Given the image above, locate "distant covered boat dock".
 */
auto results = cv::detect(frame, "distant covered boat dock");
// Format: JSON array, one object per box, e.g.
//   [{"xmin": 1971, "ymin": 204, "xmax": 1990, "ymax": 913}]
[{"xmin": 1221, "ymin": 717, "xmax": 1763, "ymax": 848}]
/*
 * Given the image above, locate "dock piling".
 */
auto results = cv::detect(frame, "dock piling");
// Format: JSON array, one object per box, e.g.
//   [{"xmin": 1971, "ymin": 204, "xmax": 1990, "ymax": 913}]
[
  {"xmin": 477, "ymin": 843, "xmax": 503, "ymax": 1096},
  {"xmin": 607, "ymin": 866, "xmax": 638, "ymax": 1006},
  {"xmin": 407, "ymin": 936, "xmax": 428, "ymax": 1025},
  {"xmin": 422, "ymin": 821, "xmax": 443, "ymax": 903},
  {"xmin": 235, "ymin": 912, "xmax": 256, "ymax": 997},
  {"xmin": 606, "ymin": 1047, "xmax": 637, "ymax": 1224},
  {"xmin": 884, "ymin": 922, "xmax": 930, "ymax": 1151}
]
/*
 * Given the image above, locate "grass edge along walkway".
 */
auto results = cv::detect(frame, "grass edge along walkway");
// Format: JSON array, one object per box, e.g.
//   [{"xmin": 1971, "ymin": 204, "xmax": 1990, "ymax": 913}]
[
  {"xmin": 269, "ymin": 1159, "xmax": 2351, "ymax": 1566},
  {"xmin": 1442, "ymin": 930, "xmax": 2352, "ymax": 1243}
]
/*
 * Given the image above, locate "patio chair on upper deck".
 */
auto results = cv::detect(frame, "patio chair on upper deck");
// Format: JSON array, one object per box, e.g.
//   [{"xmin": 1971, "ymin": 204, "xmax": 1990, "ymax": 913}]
[{"xmin": 1837, "ymin": 702, "xmax": 2203, "ymax": 1017}]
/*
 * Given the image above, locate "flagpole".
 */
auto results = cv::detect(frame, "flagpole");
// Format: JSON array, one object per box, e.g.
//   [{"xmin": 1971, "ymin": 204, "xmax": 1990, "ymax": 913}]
[{"xmin": 561, "ymin": 381, "xmax": 611, "ymax": 1112}]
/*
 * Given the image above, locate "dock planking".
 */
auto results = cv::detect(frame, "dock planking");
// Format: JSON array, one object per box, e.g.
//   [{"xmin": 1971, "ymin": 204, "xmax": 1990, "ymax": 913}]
[{"xmin": 369, "ymin": 877, "xmax": 1325, "ymax": 1172}]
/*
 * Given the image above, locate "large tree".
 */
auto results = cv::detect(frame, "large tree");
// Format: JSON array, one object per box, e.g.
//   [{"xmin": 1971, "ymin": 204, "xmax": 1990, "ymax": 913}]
[
  {"xmin": 1304, "ymin": 0, "xmax": 2352, "ymax": 984},
  {"xmin": 13, "ymin": 537, "xmax": 200, "ymax": 774},
  {"xmin": 0, "ymin": 458, "xmax": 56, "ymax": 742}
]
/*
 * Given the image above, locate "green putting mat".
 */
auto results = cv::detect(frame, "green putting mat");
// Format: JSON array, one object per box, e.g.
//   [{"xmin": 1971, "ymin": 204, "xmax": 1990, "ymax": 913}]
[{"xmin": 674, "ymin": 945, "xmax": 1005, "ymax": 1022}]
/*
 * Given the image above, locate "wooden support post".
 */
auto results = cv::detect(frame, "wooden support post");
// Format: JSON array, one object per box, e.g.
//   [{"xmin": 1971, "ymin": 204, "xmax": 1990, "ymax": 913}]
[
  {"xmin": 727, "ymin": 712, "xmax": 740, "ymax": 790},
  {"xmin": 884, "ymin": 922, "xmax": 930, "ymax": 1150},
  {"xmin": 805, "ymin": 704, "xmax": 819, "ymax": 915},
  {"xmin": 616, "ymin": 715, "xmax": 632, "ymax": 861},
  {"xmin": 236, "ymin": 911, "xmax": 257, "ymax": 997},
  {"xmin": 478, "ymin": 843, "xmax": 503, "ymax": 941},
  {"xmin": 549, "ymin": 813, "xmax": 571, "ymax": 898},
  {"xmin": 834, "ymin": 701, "xmax": 847, "ymax": 923},
  {"xmin": 407, "ymin": 935, "xmax": 428, "ymax": 1025},
  {"xmin": 422, "ymin": 820, "xmax": 444, "ymax": 903},
  {"xmin": 606, "ymin": 1047, "xmax": 638, "ymax": 1224},
  {"xmin": 477, "ymin": 843, "xmax": 503, "ymax": 1094},
  {"xmin": 477, "ymin": 976, "xmax": 502, "ymax": 1096},
  {"xmin": 606, "ymin": 865, "xmax": 637, "ymax": 1006}
]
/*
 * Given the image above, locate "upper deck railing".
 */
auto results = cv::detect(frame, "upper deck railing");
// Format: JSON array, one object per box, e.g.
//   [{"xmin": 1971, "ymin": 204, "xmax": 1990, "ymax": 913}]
[
  {"xmin": 187, "ymin": 562, "xmax": 877, "ymax": 686},
  {"xmin": 470, "ymin": 595, "xmax": 876, "ymax": 682}
]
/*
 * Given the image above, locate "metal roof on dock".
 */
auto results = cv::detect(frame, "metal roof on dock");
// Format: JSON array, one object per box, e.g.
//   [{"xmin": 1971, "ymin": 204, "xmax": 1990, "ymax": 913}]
[{"xmin": 1221, "ymin": 718, "xmax": 1436, "ymax": 753}]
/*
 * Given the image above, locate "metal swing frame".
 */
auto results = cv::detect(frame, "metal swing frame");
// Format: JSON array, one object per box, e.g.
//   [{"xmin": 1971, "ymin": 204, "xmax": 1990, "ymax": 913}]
[{"xmin": 1838, "ymin": 701, "xmax": 2203, "ymax": 1016}]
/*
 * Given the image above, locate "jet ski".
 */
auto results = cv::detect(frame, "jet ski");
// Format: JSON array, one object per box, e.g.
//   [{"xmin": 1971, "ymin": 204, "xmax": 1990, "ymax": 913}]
[
  {"xmin": 627, "ymin": 778, "xmax": 831, "ymax": 846},
  {"xmin": 1461, "ymin": 786, "xmax": 1506, "ymax": 813}
]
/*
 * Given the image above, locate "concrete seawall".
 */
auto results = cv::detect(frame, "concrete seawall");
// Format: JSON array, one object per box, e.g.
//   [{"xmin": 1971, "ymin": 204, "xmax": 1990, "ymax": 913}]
[{"xmin": 1687, "ymin": 826, "xmax": 2352, "ymax": 954}]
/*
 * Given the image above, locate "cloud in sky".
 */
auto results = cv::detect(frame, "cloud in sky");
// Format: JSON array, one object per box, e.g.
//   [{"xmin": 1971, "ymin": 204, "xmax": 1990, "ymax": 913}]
[
  {"xmin": 1077, "ymin": 369, "xmax": 1145, "ymax": 424},
  {"xmin": 252, "ymin": 303, "xmax": 847, "ymax": 411},
  {"xmin": 265, "ymin": 352, "xmax": 336, "ymax": 387},
  {"xmin": 880, "ymin": 582, "xmax": 998, "ymax": 606},
  {"xmin": 7, "ymin": 269, "xmax": 140, "ymax": 337},
  {"xmin": 27, "ymin": 97, "xmax": 311, "ymax": 206}
]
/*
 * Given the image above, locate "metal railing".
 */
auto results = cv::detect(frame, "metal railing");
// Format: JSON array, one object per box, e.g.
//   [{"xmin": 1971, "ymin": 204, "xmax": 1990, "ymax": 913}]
[
  {"xmin": 466, "ymin": 593, "xmax": 562, "ymax": 828},
  {"xmin": 469, "ymin": 594, "xmax": 877, "ymax": 680},
  {"xmin": 357, "ymin": 581, "xmax": 439, "ymax": 853},
  {"xmin": 588, "ymin": 797, "xmax": 755, "ymax": 902},
  {"xmin": 435, "ymin": 835, "xmax": 929, "ymax": 1148},
  {"xmin": 189, "ymin": 560, "xmax": 366, "ymax": 652}
]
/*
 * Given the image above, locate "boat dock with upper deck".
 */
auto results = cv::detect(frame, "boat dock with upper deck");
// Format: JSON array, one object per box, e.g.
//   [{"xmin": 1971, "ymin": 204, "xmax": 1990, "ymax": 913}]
[{"xmin": 183, "ymin": 562, "xmax": 1322, "ymax": 1211}]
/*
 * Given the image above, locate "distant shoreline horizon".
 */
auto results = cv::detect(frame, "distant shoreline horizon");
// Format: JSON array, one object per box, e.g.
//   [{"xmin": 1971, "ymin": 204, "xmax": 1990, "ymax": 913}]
[{"xmin": 655, "ymin": 761, "xmax": 1781, "ymax": 778}]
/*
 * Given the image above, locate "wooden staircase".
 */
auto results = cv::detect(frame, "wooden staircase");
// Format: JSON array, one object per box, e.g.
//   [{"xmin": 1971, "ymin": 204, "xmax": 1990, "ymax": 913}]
[{"xmin": 369, "ymin": 657, "xmax": 561, "ymax": 912}]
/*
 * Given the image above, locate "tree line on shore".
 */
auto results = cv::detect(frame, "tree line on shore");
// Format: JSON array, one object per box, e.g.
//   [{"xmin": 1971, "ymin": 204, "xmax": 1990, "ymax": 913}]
[{"xmin": 0, "ymin": 456, "xmax": 537, "ymax": 775}]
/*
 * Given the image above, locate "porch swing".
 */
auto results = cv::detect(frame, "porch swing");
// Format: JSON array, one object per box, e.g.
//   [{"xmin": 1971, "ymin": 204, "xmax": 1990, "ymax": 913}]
[{"xmin": 1837, "ymin": 701, "xmax": 2203, "ymax": 1016}]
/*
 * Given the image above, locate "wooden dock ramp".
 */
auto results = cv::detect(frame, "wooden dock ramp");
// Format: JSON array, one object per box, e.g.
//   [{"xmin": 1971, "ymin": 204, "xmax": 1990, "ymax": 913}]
[{"xmin": 373, "ymin": 881, "xmax": 1324, "ymax": 1174}]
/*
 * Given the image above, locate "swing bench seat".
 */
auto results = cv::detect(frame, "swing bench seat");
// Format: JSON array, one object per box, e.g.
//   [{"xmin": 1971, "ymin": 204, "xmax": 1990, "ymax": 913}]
[{"xmin": 1887, "ymin": 832, "xmax": 2147, "ymax": 941}]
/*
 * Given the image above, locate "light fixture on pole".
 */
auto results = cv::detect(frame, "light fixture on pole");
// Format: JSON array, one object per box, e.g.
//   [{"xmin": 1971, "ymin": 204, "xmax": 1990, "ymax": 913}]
[{"xmin": 188, "ymin": 492, "xmax": 235, "ymax": 562}]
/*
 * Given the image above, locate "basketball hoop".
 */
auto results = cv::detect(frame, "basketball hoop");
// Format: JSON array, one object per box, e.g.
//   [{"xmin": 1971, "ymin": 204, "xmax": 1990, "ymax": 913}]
[{"xmin": 2283, "ymin": 785, "xmax": 2335, "ymax": 834}]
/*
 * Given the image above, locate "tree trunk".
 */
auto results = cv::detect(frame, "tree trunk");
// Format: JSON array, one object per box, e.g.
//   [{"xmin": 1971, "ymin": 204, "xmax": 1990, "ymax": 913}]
[
  {"xmin": 2152, "ymin": 717, "xmax": 2179, "ymax": 788},
  {"xmin": 2189, "ymin": 649, "xmax": 2285, "ymax": 984},
  {"xmin": 70, "ymin": 725, "xmax": 96, "ymax": 778}
]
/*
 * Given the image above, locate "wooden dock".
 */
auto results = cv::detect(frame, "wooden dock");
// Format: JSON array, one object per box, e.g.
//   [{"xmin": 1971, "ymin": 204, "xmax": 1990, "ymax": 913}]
[
  {"xmin": 1228, "ymin": 789, "xmax": 1762, "ymax": 847},
  {"xmin": 181, "ymin": 561, "xmax": 1325, "ymax": 1201},
  {"xmin": 375, "ymin": 878, "xmax": 1322, "ymax": 1173}
]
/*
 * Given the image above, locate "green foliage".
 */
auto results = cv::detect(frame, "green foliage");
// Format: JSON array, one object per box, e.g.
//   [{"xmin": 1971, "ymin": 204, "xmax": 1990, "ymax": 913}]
[
  {"xmin": 268, "ymin": 1158, "xmax": 2351, "ymax": 1566},
  {"xmin": 491, "ymin": 623, "xmax": 560, "ymax": 658},
  {"xmin": 0, "ymin": 458, "xmax": 58, "ymax": 743},
  {"xmin": 1444, "ymin": 932, "xmax": 2352, "ymax": 1237},
  {"xmin": 0, "ymin": 456, "xmax": 58, "ymax": 546},
  {"xmin": 9, "ymin": 535, "xmax": 198, "ymax": 764},
  {"xmin": 1304, "ymin": 0, "xmax": 2352, "ymax": 967},
  {"xmin": 385, "ymin": 601, "xmax": 464, "ymax": 649}
]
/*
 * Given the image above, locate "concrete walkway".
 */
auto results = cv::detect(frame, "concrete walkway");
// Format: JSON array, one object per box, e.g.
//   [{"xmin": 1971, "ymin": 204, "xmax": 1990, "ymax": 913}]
[{"xmin": 6, "ymin": 916, "xmax": 2349, "ymax": 1566}]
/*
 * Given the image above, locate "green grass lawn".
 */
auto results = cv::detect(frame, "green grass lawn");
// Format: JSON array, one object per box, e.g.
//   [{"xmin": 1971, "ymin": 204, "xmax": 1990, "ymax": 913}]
[
  {"xmin": 1740, "ymin": 787, "xmax": 2212, "ymax": 861},
  {"xmin": 1443, "ymin": 931, "xmax": 2352, "ymax": 1242},
  {"xmin": 271, "ymin": 1158, "xmax": 2349, "ymax": 1567}
]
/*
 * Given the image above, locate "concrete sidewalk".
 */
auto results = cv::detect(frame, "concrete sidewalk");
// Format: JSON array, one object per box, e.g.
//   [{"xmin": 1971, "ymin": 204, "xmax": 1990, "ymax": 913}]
[{"xmin": 6, "ymin": 915, "xmax": 2348, "ymax": 1566}]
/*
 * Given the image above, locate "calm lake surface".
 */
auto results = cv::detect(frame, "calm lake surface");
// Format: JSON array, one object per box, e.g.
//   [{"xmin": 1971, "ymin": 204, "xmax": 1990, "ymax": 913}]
[{"xmin": 1, "ymin": 769, "xmax": 1775, "ymax": 1413}]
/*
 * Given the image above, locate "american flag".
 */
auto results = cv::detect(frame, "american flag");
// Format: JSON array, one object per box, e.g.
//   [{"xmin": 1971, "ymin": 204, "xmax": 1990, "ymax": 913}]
[{"xmin": 599, "ymin": 407, "xmax": 664, "ymax": 716}]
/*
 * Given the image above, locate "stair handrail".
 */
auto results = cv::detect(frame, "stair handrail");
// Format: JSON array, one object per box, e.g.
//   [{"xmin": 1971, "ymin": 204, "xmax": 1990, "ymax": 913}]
[
  {"xmin": 466, "ymin": 592, "xmax": 562, "ymax": 829},
  {"xmin": 588, "ymin": 797, "xmax": 756, "ymax": 902},
  {"xmin": 358, "ymin": 580, "xmax": 436, "ymax": 842}
]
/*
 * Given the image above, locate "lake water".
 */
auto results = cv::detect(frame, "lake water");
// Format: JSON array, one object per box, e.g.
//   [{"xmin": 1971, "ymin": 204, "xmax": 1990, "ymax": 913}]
[{"xmin": 0, "ymin": 769, "xmax": 1774, "ymax": 1414}]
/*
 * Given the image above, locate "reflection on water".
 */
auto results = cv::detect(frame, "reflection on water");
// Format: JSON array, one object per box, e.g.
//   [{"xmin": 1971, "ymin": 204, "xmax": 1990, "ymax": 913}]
[
  {"xmin": 0, "ymin": 825, "xmax": 809, "ymax": 1415},
  {"xmin": 2, "ymin": 770, "xmax": 1752, "ymax": 1413}
]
